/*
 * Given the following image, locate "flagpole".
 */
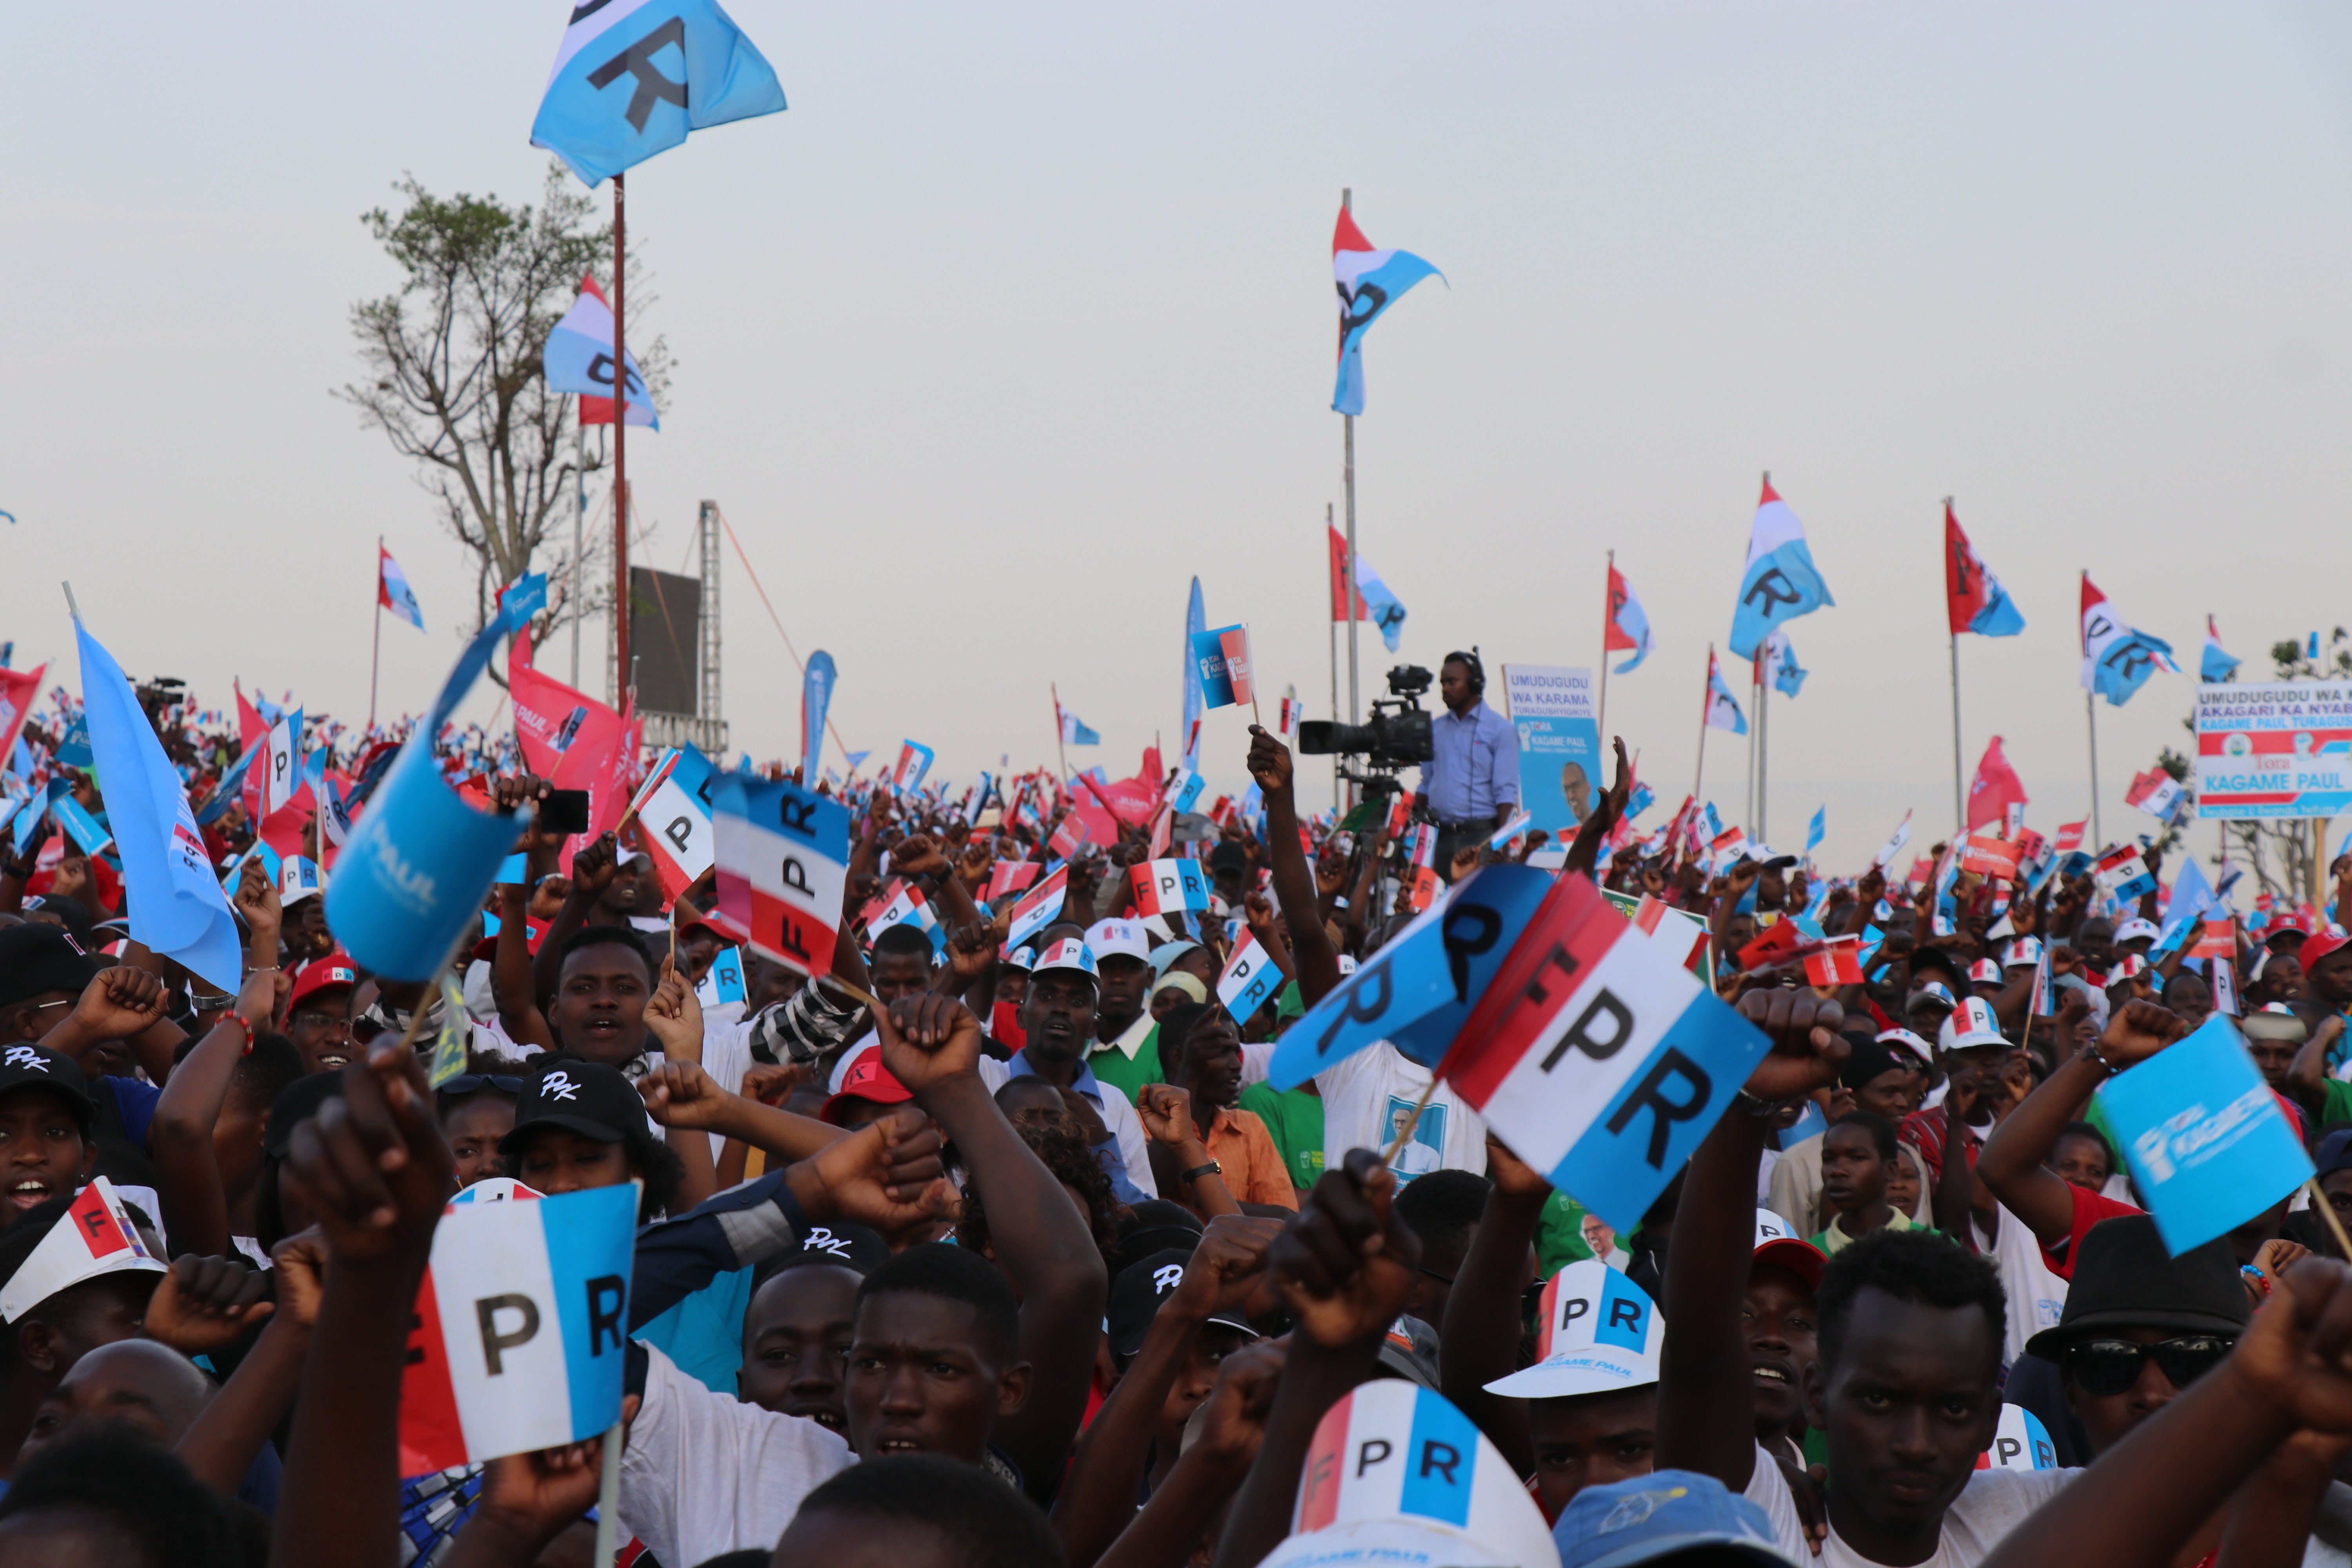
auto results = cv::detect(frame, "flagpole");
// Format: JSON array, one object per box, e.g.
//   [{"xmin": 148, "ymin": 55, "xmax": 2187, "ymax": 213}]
[
  {"xmin": 1757, "ymin": 663, "xmax": 1769, "ymax": 845},
  {"xmin": 1328, "ymin": 504, "xmax": 1341, "ymax": 816},
  {"xmin": 1052, "ymin": 682, "xmax": 1070, "ymax": 782},
  {"xmin": 572, "ymin": 415, "xmax": 586, "ymax": 687},
  {"xmin": 1949, "ymin": 630, "xmax": 1965, "ymax": 837},
  {"xmin": 1694, "ymin": 645, "xmax": 1712, "ymax": 804},
  {"xmin": 2082, "ymin": 569, "xmax": 2102, "ymax": 848},
  {"xmin": 368, "ymin": 535, "xmax": 382, "ymax": 732},
  {"xmin": 1342, "ymin": 188, "xmax": 1359, "ymax": 748},
  {"xmin": 611, "ymin": 171, "xmax": 630, "ymax": 708},
  {"xmin": 1597, "ymin": 549, "xmax": 1613, "ymax": 743}
]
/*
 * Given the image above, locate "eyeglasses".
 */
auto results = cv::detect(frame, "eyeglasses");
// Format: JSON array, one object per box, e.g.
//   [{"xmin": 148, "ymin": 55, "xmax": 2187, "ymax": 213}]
[
  {"xmin": 437, "ymin": 1074, "xmax": 523, "ymax": 1096},
  {"xmin": 2063, "ymin": 1336, "xmax": 2234, "ymax": 1397}
]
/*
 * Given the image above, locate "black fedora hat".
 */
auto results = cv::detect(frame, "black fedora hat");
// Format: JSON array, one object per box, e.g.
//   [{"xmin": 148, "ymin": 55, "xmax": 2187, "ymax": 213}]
[{"xmin": 2024, "ymin": 1212, "xmax": 2248, "ymax": 1362}]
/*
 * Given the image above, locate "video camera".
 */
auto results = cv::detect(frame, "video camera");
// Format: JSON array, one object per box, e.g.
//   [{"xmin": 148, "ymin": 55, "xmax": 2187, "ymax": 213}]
[{"xmin": 1298, "ymin": 664, "xmax": 1436, "ymax": 789}]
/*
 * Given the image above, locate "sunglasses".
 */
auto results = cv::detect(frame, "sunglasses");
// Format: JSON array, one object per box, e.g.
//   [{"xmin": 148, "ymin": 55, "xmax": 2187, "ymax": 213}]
[
  {"xmin": 2063, "ymin": 1335, "xmax": 2234, "ymax": 1397},
  {"xmin": 437, "ymin": 1074, "xmax": 524, "ymax": 1096}
]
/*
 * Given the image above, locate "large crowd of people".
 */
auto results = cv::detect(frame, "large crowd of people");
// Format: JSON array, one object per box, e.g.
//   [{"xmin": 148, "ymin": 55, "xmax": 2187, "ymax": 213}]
[{"xmin": 2, "ymin": 647, "xmax": 2352, "ymax": 1568}]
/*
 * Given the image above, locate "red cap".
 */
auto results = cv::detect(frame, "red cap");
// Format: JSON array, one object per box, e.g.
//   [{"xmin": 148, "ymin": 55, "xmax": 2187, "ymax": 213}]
[
  {"xmin": 819, "ymin": 1045, "xmax": 914, "ymax": 1125},
  {"xmin": 290, "ymin": 950, "xmax": 358, "ymax": 1008},
  {"xmin": 2301, "ymin": 926, "xmax": 2352, "ymax": 976}
]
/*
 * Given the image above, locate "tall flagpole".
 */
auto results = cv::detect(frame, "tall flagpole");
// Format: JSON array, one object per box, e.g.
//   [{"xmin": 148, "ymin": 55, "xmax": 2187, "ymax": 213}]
[
  {"xmin": 1342, "ymin": 187, "xmax": 1359, "ymax": 746},
  {"xmin": 1328, "ymin": 503, "xmax": 1341, "ymax": 815},
  {"xmin": 1052, "ymin": 682, "xmax": 1070, "ymax": 782},
  {"xmin": 572, "ymin": 417, "xmax": 586, "ymax": 687},
  {"xmin": 611, "ymin": 172, "xmax": 630, "ymax": 706},
  {"xmin": 1693, "ymin": 645, "xmax": 1713, "ymax": 804},
  {"xmin": 1756, "ymin": 662, "xmax": 1769, "ymax": 845},
  {"xmin": 2083, "ymin": 572, "xmax": 2102, "ymax": 848},
  {"xmin": 367, "ymin": 535, "xmax": 382, "ymax": 731},
  {"xmin": 1947, "ymin": 497, "xmax": 1965, "ymax": 837},
  {"xmin": 1597, "ymin": 549, "xmax": 1613, "ymax": 743}
]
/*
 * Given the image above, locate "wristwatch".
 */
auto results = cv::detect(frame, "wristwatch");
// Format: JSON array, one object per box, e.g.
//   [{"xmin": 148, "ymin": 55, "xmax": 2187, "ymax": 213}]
[
  {"xmin": 1733, "ymin": 1089, "xmax": 1790, "ymax": 1120},
  {"xmin": 1180, "ymin": 1160, "xmax": 1224, "ymax": 1184}
]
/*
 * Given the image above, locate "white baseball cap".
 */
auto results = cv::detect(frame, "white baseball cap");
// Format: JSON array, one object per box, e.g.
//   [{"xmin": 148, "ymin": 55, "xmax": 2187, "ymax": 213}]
[
  {"xmin": 1483, "ymin": 1259, "xmax": 1663, "ymax": 1400},
  {"xmin": 1938, "ymin": 996, "xmax": 2008, "ymax": 1052},
  {"xmin": 1033, "ymin": 938, "xmax": 1099, "ymax": 981},
  {"xmin": 2114, "ymin": 918, "xmax": 2162, "ymax": 946},
  {"xmin": 1085, "ymin": 918, "xmax": 1152, "ymax": 963}
]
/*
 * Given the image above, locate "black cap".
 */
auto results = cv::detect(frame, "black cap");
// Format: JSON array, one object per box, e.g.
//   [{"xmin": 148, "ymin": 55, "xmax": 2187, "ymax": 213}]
[
  {"xmin": 1207, "ymin": 842, "xmax": 1250, "ymax": 876},
  {"xmin": 499, "ymin": 1061, "xmax": 645, "ymax": 1153},
  {"xmin": 1908, "ymin": 944, "xmax": 1965, "ymax": 990},
  {"xmin": 1108, "ymin": 1200, "xmax": 1205, "ymax": 1278},
  {"xmin": 777, "ymin": 1221, "xmax": 892, "ymax": 1277},
  {"xmin": 0, "ymin": 924, "xmax": 101, "ymax": 1014},
  {"xmin": 2317, "ymin": 1129, "xmax": 2352, "ymax": 1182},
  {"xmin": 2024, "ymin": 1213, "xmax": 2249, "ymax": 1361},
  {"xmin": 1107, "ymin": 1247, "xmax": 1256, "ymax": 1361},
  {"xmin": 265, "ymin": 1072, "xmax": 347, "ymax": 1157},
  {"xmin": 0, "ymin": 1043, "xmax": 94, "ymax": 1127}
]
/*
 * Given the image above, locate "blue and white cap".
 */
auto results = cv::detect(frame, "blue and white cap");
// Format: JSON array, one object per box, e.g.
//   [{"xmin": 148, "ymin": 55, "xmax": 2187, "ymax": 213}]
[
  {"xmin": 1552, "ymin": 1470, "xmax": 1795, "ymax": 1568},
  {"xmin": 1261, "ymin": 1381, "xmax": 1555, "ymax": 1568},
  {"xmin": 1033, "ymin": 938, "xmax": 1099, "ymax": 981},
  {"xmin": 1484, "ymin": 1260, "xmax": 1664, "ymax": 1400}
]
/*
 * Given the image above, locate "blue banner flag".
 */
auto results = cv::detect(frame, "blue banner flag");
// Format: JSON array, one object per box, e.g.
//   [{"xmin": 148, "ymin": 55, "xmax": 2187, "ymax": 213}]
[
  {"xmin": 327, "ymin": 605, "xmax": 529, "ymax": 982},
  {"xmin": 51, "ymin": 793, "xmax": 114, "ymax": 859},
  {"xmin": 73, "ymin": 615, "xmax": 243, "ymax": 990},
  {"xmin": 1728, "ymin": 478, "xmax": 1834, "ymax": 661},
  {"xmin": 1181, "ymin": 577, "xmax": 1207, "ymax": 769},
  {"xmin": 1806, "ymin": 806, "xmax": 1826, "ymax": 855},
  {"xmin": 530, "ymin": 0, "xmax": 788, "ymax": 189},
  {"xmin": 1270, "ymin": 864, "xmax": 1552, "ymax": 1088},
  {"xmin": 802, "ymin": 651, "xmax": 835, "ymax": 783},
  {"xmin": 2095, "ymin": 1017, "xmax": 2312, "ymax": 1254},
  {"xmin": 56, "ymin": 714, "xmax": 92, "ymax": 771},
  {"xmin": 2200, "ymin": 616, "xmax": 2241, "ymax": 684},
  {"xmin": 499, "ymin": 572, "xmax": 550, "ymax": 626},
  {"xmin": 1331, "ymin": 207, "xmax": 1443, "ymax": 417}
]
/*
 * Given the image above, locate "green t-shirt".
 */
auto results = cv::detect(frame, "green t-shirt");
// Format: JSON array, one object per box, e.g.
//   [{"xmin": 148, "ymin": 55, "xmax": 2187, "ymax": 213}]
[
  {"xmin": 1085, "ymin": 1022, "xmax": 1162, "ymax": 1105},
  {"xmin": 2323, "ymin": 1077, "xmax": 2352, "ymax": 1131},
  {"xmin": 1240, "ymin": 1081, "xmax": 1325, "ymax": 1191}
]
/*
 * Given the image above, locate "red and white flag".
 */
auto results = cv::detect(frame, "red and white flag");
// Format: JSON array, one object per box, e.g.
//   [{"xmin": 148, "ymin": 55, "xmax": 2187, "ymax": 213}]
[{"xmin": 0, "ymin": 1177, "xmax": 164, "ymax": 1321}]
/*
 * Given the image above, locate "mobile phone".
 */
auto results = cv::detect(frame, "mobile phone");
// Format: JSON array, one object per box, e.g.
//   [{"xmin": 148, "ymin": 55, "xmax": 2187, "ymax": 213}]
[{"xmin": 541, "ymin": 789, "xmax": 592, "ymax": 835}]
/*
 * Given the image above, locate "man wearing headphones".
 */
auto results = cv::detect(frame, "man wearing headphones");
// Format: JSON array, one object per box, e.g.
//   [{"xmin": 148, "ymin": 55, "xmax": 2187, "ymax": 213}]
[{"xmin": 1412, "ymin": 648, "xmax": 1521, "ymax": 880}]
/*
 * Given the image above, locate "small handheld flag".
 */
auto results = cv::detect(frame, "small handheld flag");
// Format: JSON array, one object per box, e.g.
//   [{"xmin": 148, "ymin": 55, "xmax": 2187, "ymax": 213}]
[
  {"xmin": 2093, "ymin": 843, "xmax": 2159, "ymax": 905},
  {"xmin": 1871, "ymin": 811, "xmax": 1913, "ymax": 870},
  {"xmin": 2125, "ymin": 766, "xmax": 2183, "ymax": 822},
  {"xmin": 398, "ymin": 1183, "xmax": 637, "ymax": 1474},
  {"xmin": 1330, "ymin": 207, "xmax": 1442, "ymax": 418},
  {"xmin": 890, "ymin": 741, "xmax": 935, "ymax": 797},
  {"xmin": 530, "ymin": 0, "xmax": 788, "ymax": 189},
  {"xmin": 624, "ymin": 745, "xmax": 716, "ymax": 901},
  {"xmin": 1728, "ymin": 476, "xmax": 1834, "ymax": 661},
  {"xmin": 1806, "ymin": 806, "xmax": 1826, "ymax": 856},
  {"xmin": 1004, "ymin": 865, "xmax": 1071, "ymax": 949},
  {"xmin": 1190, "ymin": 626, "xmax": 1254, "ymax": 711},
  {"xmin": 1216, "ymin": 933, "xmax": 1284, "ymax": 1023},
  {"xmin": 711, "ymin": 773, "xmax": 849, "ymax": 978},
  {"xmin": 379, "ymin": 546, "xmax": 426, "ymax": 632},
  {"xmin": 1131, "ymin": 858, "xmax": 1212, "ymax": 916}
]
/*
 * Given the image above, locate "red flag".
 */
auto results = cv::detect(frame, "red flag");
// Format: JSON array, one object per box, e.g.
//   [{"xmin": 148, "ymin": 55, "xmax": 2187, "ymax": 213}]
[
  {"xmin": 1327, "ymin": 526, "xmax": 1370, "ymax": 622},
  {"xmin": 1944, "ymin": 502, "xmax": 1991, "ymax": 635},
  {"xmin": 508, "ymin": 635, "xmax": 639, "ymax": 865},
  {"xmin": 1965, "ymin": 735, "xmax": 2027, "ymax": 832},
  {"xmin": 0, "ymin": 662, "xmax": 48, "ymax": 770},
  {"xmin": 1604, "ymin": 563, "xmax": 1639, "ymax": 652}
]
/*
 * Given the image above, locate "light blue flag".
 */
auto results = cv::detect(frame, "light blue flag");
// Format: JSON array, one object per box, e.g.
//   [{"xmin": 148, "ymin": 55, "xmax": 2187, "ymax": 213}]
[
  {"xmin": 1181, "ymin": 578, "xmax": 1205, "ymax": 770},
  {"xmin": 802, "ymin": 652, "xmax": 835, "ymax": 783},
  {"xmin": 2080, "ymin": 578, "xmax": 2179, "ymax": 708},
  {"xmin": 2096, "ymin": 1016, "xmax": 2312, "ymax": 1254},
  {"xmin": 1728, "ymin": 480, "xmax": 1834, "ymax": 661},
  {"xmin": 327, "ymin": 603, "xmax": 530, "ymax": 982},
  {"xmin": 1331, "ymin": 209, "xmax": 1443, "ymax": 417},
  {"xmin": 56, "ymin": 714, "xmax": 92, "ymax": 771},
  {"xmin": 51, "ymin": 794, "xmax": 114, "ymax": 859},
  {"xmin": 1765, "ymin": 630, "xmax": 1807, "ymax": 698},
  {"xmin": 2200, "ymin": 618, "xmax": 2241, "ymax": 683},
  {"xmin": 1270, "ymin": 864, "xmax": 1552, "ymax": 1087},
  {"xmin": 2152, "ymin": 858, "xmax": 2218, "ymax": 956},
  {"xmin": 530, "ymin": 0, "xmax": 788, "ymax": 189},
  {"xmin": 74, "ymin": 615, "xmax": 244, "ymax": 991},
  {"xmin": 1806, "ymin": 806, "xmax": 1826, "ymax": 855},
  {"xmin": 500, "ymin": 572, "xmax": 550, "ymax": 626}
]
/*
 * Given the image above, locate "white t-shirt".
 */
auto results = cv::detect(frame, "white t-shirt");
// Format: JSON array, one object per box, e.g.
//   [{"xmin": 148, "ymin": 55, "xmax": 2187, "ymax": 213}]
[
  {"xmin": 617, "ymin": 1341, "xmax": 854, "ymax": 1568},
  {"xmin": 1314, "ymin": 1041, "xmax": 1487, "ymax": 1185},
  {"xmin": 1751, "ymin": 1455, "xmax": 2069, "ymax": 1568}
]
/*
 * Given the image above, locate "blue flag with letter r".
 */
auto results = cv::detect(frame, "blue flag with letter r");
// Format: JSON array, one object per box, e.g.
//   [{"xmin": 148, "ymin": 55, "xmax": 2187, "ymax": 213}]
[{"xmin": 531, "ymin": 0, "xmax": 788, "ymax": 189}]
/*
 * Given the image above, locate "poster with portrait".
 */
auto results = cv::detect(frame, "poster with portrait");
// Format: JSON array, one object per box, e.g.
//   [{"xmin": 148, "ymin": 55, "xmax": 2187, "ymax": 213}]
[{"xmin": 1502, "ymin": 664, "xmax": 1602, "ymax": 839}]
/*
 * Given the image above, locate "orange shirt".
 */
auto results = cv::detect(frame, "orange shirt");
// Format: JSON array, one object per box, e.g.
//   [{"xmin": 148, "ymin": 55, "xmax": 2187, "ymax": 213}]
[{"xmin": 1199, "ymin": 1106, "xmax": 1300, "ymax": 1212}]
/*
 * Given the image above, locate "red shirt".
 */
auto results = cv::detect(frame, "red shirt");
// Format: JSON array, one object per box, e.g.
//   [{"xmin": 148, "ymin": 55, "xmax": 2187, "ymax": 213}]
[{"xmin": 2043, "ymin": 1182, "xmax": 2143, "ymax": 1279}]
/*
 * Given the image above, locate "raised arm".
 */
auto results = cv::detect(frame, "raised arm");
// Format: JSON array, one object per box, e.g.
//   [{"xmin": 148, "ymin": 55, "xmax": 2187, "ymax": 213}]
[
  {"xmin": 1564, "ymin": 738, "xmax": 1632, "ymax": 882},
  {"xmin": 178, "ymin": 1231, "xmax": 323, "ymax": 1495},
  {"xmin": 490, "ymin": 881, "xmax": 557, "ymax": 1053},
  {"xmin": 879, "ymin": 993, "xmax": 1111, "ymax": 1501},
  {"xmin": 1437, "ymin": 1136, "xmax": 1552, "ymax": 1476},
  {"xmin": 1248, "ymin": 728, "xmax": 1340, "ymax": 1005},
  {"xmin": 150, "ymin": 968, "xmax": 281, "ymax": 1259},
  {"xmin": 639, "ymin": 973, "xmax": 719, "ymax": 1211},
  {"xmin": 530, "ymin": 831, "xmax": 620, "ymax": 1007},
  {"xmin": 1656, "ymin": 991, "xmax": 1844, "ymax": 1492}
]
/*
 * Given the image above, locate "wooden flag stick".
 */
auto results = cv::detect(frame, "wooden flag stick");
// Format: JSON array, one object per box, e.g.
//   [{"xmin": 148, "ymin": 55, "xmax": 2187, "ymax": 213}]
[
  {"xmin": 2308, "ymin": 1177, "xmax": 2352, "ymax": 1261},
  {"xmin": 1382, "ymin": 1075, "xmax": 1441, "ymax": 1168}
]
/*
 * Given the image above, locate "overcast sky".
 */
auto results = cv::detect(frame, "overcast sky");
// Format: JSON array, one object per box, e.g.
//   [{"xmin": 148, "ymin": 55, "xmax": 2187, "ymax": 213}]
[{"xmin": 7, "ymin": 2, "xmax": 2351, "ymax": 870}]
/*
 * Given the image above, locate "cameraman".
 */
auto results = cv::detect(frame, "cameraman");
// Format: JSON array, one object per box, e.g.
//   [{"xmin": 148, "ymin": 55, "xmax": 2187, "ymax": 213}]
[{"xmin": 1413, "ymin": 650, "xmax": 1519, "ymax": 877}]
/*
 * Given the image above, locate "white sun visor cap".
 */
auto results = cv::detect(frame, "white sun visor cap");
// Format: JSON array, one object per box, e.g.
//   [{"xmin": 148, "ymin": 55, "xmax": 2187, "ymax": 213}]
[
  {"xmin": 1483, "ymin": 1259, "xmax": 1663, "ymax": 1400},
  {"xmin": 1938, "ymin": 996, "xmax": 2009, "ymax": 1052},
  {"xmin": 1258, "ymin": 1380, "xmax": 1558, "ymax": 1568}
]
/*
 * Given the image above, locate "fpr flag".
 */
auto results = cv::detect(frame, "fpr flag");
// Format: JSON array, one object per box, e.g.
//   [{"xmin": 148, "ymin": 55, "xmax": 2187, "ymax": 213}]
[
  {"xmin": 398, "ymin": 1182, "xmax": 636, "ymax": 1474},
  {"xmin": 1728, "ymin": 477, "xmax": 1834, "ymax": 661},
  {"xmin": 1330, "ymin": 206, "xmax": 1442, "ymax": 417},
  {"xmin": 379, "ymin": 546, "xmax": 425, "ymax": 631},
  {"xmin": 2201, "ymin": 616, "xmax": 2241, "ymax": 684},
  {"xmin": 541, "ymin": 276, "xmax": 659, "ymax": 429},
  {"xmin": 1762, "ymin": 629, "xmax": 1806, "ymax": 698},
  {"xmin": 74, "ymin": 616, "xmax": 244, "ymax": 991},
  {"xmin": 1058, "ymin": 701, "xmax": 1100, "ymax": 746},
  {"xmin": 711, "ymin": 772, "xmax": 849, "ymax": 977},
  {"xmin": 624, "ymin": 745, "xmax": 716, "ymax": 900},
  {"xmin": 1216, "ymin": 933, "xmax": 1284, "ymax": 1024},
  {"xmin": 1605, "ymin": 562, "xmax": 1652, "ymax": 674},
  {"xmin": 530, "ymin": 0, "xmax": 788, "ymax": 189},
  {"xmin": 1944, "ymin": 503, "xmax": 2026, "ymax": 638},
  {"xmin": 1966, "ymin": 736, "xmax": 2028, "ymax": 833},
  {"xmin": 1703, "ymin": 651, "xmax": 1748, "ymax": 737},
  {"xmin": 2080, "ymin": 575, "xmax": 2178, "ymax": 707},
  {"xmin": 1439, "ymin": 873, "xmax": 1773, "ymax": 1230},
  {"xmin": 1327, "ymin": 526, "xmax": 1409, "ymax": 653},
  {"xmin": 891, "ymin": 741, "xmax": 935, "ymax": 796}
]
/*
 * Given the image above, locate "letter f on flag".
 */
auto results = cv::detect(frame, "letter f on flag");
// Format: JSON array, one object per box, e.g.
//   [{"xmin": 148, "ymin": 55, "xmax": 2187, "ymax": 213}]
[{"xmin": 1728, "ymin": 477, "xmax": 1833, "ymax": 661}]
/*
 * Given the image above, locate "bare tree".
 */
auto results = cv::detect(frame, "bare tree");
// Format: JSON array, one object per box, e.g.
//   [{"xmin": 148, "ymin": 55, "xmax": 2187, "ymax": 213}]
[{"xmin": 338, "ymin": 163, "xmax": 669, "ymax": 682}]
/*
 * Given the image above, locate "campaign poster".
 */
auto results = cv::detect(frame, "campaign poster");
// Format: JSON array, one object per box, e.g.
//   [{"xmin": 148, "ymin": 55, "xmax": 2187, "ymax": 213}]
[
  {"xmin": 1502, "ymin": 665, "xmax": 1602, "ymax": 838},
  {"xmin": 2194, "ymin": 681, "xmax": 2352, "ymax": 820}
]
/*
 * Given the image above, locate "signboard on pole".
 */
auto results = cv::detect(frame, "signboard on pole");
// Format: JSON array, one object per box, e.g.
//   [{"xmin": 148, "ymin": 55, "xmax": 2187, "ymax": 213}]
[
  {"xmin": 1502, "ymin": 665, "xmax": 1601, "ymax": 840},
  {"xmin": 2194, "ymin": 681, "xmax": 2352, "ymax": 820}
]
